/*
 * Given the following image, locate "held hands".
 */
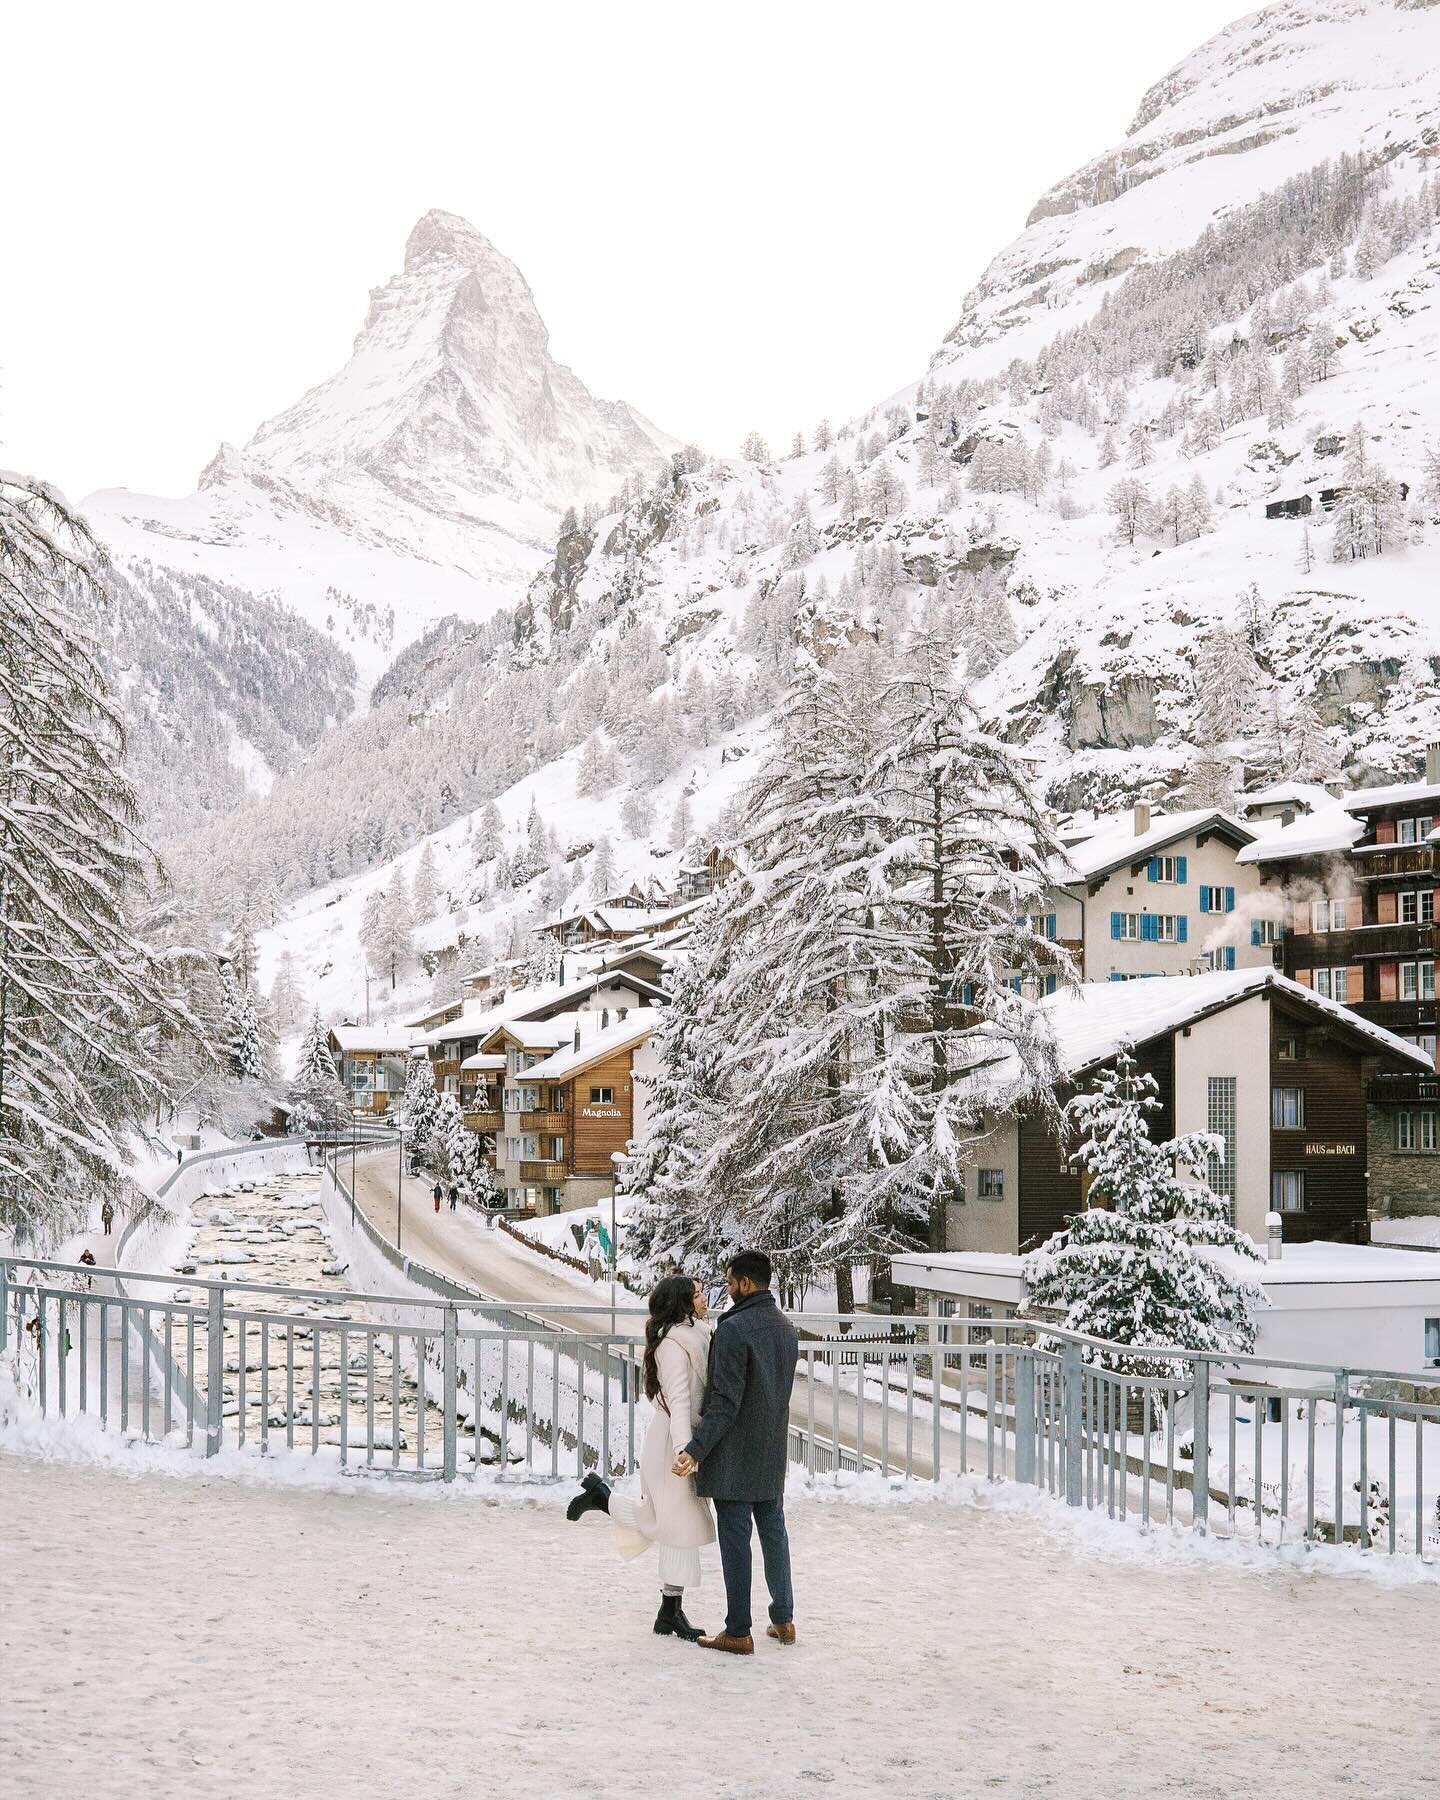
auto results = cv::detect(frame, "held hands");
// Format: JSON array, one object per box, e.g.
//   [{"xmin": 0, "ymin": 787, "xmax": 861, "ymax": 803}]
[{"xmin": 671, "ymin": 1451, "xmax": 698, "ymax": 1478}]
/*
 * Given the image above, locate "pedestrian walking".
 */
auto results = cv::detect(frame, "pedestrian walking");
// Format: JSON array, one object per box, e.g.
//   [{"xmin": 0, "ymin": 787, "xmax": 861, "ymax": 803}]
[
  {"xmin": 581, "ymin": 1217, "xmax": 603, "ymax": 1283},
  {"xmin": 672, "ymin": 1249, "xmax": 800, "ymax": 1655},
  {"xmin": 100, "ymin": 1199, "xmax": 115, "ymax": 1237},
  {"xmin": 448, "ymin": 1183, "xmax": 459, "ymax": 1212},
  {"xmin": 432, "ymin": 1182, "xmax": 442, "ymax": 1215}
]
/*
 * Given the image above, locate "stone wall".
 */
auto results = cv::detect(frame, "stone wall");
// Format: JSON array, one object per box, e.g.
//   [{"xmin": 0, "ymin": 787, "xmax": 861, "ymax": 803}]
[{"xmin": 1367, "ymin": 1105, "xmax": 1440, "ymax": 1217}]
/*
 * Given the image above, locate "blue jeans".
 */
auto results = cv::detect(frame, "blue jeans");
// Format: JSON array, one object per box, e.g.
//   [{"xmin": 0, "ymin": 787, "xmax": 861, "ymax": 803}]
[{"xmin": 713, "ymin": 1498, "xmax": 793, "ymax": 1638}]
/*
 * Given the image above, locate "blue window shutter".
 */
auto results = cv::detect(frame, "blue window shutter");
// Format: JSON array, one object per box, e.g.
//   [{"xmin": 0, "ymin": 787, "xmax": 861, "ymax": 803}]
[
  {"xmin": 1141, "ymin": 914, "xmax": 1157, "ymax": 942},
  {"xmin": 961, "ymin": 982, "xmax": 975, "ymax": 1006},
  {"xmin": 1010, "ymin": 975, "xmax": 1023, "ymax": 994},
  {"xmin": 1147, "ymin": 857, "xmax": 1160, "ymax": 883},
  {"xmin": 1251, "ymin": 921, "xmax": 1262, "ymax": 946},
  {"xmin": 1047, "ymin": 913, "xmax": 1057, "ymax": 940},
  {"xmin": 1200, "ymin": 888, "xmax": 1210, "ymax": 914},
  {"xmin": 1110, "ymin": 972, "xmax": 1124, "ymax": 982},
  {"xmin": 1225, "ymin": 886, "xmax": 1235, "ymax": 912},
  {"xmin": 1225, "ymin": 947, "xmax": 1236, "ymax": 971},
  {"xmin": 1111, "ymin": 912, "xmax": 1123, "ymax": 941},
  {"xmin": 1177, "ymin": 915, "xmax": 1188, "ymax": 944},
  {"xmin": 1044, "ymin": 973, "xmax": 1057, "ymax": 995},
  {"xmin": 1176, "ymin": 855, "xmax": 1188, "ymax": 884}
]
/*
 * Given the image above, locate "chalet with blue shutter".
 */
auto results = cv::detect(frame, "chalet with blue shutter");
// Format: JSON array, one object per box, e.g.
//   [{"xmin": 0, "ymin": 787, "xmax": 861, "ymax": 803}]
[{"xmin": 1045, "ymin": 802, "xmax": 1269, "ymax": 983}]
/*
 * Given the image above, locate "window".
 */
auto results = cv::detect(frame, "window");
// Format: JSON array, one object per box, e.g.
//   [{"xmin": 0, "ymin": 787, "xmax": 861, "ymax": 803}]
[
  {"xmin": 969, "ymin": 1302, "xmax": 993, "ymax": 1368},
  {"xmin": 1396, "ymin": 1111, "xmax": 1439, "ymax": 1153},
  {"xmin": 1251, "ymin": 919, "xmax": 1283, "ymax": 946},
  {"xmin": 1400, "ymin": 817, "xmax": 1418, "ymax": 845},
  {"xmin": 1401, "ymin": 890, "xmax": 1420, "ymax": 924},
  {"xmin": 977, "ymin": 1168, "xmax": 1004, "ymax": 1201},
  {"xmin": 1400, "ymin": 960, "xmax": 1436, "ymax": 1002},
  {"xmin": 1207, "ymin": 1077, "xmax": 1237, "ymax": 1221},
  {"xmin": 1199, "ymin": 885, "xmax": 1235, "ymax": 914},
  {"xmin": 589, "ymin": 1086, "xmax": 614, "ymax": 1105},
  {"xmin": 1414, "ymin": 1033, "xmax": 1439, "ymax": 1068},
  {"xmin": 1425, "ymin": 1318, "xmax": 1440, "ymax": 1367},
  {"xmin": 1111, "ymin": 912, "xmax": 1142, "ymax": 941},
  {"xmin": 1272, "ymin": 1086, "xmax": 1305, "ymax": 1128},
  {"xmin": 1312, "ymin": 967, "xmax": 1347, "ymax": 1002},
  {"xmin": 1148, "ymin": 854, "xmax": 1185, "ymax": 885},
  {"xmin": 1277, "ymin": 1035, "xmax": 1301, "ymax": 1061},
  {"xmin": 1311, "ymin": 898, "xmax": 1332, "ymax": 933},
  {"xmin": 1202, "ymin": 947, "xmax": 1237, "ymax": 972},
  {"xmin": 1272, "ymin": 1170, "xmax": 1306, "ymax": 1213},
  {"xmin": 1138, "ymin": 913, "xmax": 1186, "ymax": 943}
]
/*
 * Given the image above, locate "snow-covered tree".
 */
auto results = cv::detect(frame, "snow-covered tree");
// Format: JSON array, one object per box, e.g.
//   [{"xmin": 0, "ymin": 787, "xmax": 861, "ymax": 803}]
[
  {"xmin": 267, "ymin": 952, "xmax": 304, "ymax": 1035},
  {"xmin": 1022, "ymin": 1052, "xmax": 1265, "ymax": 1375},
  {"xmin": 1192, "ymin": 627, "xmax": 1261, "ymax": 746},
  {"xmin": 220, "ymin": 964, "xmax": 270, "ymax": 1083},
  {"xmin": 1107, "ymin": 477, "xmax": 1153, "ymax": 545},
  {"xmin": 0, "ymin": 474, "xmax": 202, "ymax": 1238},
  {"xmin": 287, "ymin": 1008, "xmax": 347, "ymax": 1136},
  {"xmin": 399, "ymin": 1051, "xmax": 440, "ymax": 1162},
  {"xmin": 412, "ymin": 842, "xmax": 439, "ymax": 919}
]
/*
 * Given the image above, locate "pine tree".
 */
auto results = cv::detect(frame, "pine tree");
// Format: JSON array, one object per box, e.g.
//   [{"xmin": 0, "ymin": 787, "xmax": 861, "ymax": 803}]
[
  {"xmin": 0, "ymin": 474, "xmax": 202, "ymax": 1238},
  {"xmin": 1107, "ymin": 477, "xmax": 1153, "ymax": 545},
  {"xmin": 288, "ymin": 1008, "xmax": 346, "ymax": 1136},
  {"xmin": 412, "ymin": 842, "xmax": 439, "ymax": 919},
  {"xmin": 398, "ymin": 1050, "xmax": 440, "ymax": 1160},
  {"xmin": 588, "ymin": 834, "xmax": 616, "ymax": 899},
  {"xmin": 1021, "ymin": 1053, "xmax": 1265, "ymax": 1375},
  {"xmin": 1192, "ymin": 627, "xmax": 1261, "ymax": 746},
  {"xmin": 267, "ymin": 952, "xmax": 304, "ymax": 1035}
]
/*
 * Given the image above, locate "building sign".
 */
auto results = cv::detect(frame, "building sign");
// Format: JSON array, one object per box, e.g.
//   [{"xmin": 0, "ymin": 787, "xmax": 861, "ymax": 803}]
[
  {"xmin": 1303, "ymin": 1141, "xmax": 1358, "ymax": 1159},
  {"xmin": 581, "ymin": 1106, "xmax": 623, "ymax": 1120}
]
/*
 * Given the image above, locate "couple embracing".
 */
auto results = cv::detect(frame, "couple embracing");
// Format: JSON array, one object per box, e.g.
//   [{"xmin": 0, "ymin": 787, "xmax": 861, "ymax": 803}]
[{"xmin": 567, "ymin": 1249, "xmax": 798, "ymax": 1655}]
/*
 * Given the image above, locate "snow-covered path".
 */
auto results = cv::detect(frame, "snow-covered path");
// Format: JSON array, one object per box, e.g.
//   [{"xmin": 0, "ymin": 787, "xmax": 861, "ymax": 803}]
[{"xmin": 4, "ymin": 1454, "xmax": 1434, "ymax": 1799}]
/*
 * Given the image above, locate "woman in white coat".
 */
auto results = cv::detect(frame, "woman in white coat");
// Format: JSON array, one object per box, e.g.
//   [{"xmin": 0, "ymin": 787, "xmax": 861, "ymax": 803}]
[{"xmin": 566, "ymin": 1274, "xmax": 715, "ymax": 1641}]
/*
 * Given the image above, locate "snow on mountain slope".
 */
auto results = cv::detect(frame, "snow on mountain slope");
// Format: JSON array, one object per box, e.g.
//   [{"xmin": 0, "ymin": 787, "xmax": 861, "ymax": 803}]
[
  {"xmin": 85, "ymin": 211, "xmax": 677, "ymax": 690},
  {"xmin": 939, "ymin": 0, "xmax": 1440, "ymax": 375}
]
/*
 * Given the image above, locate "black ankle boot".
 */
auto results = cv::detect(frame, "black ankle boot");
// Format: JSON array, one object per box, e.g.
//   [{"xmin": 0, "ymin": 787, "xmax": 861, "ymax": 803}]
[
  {"xmin": 565, "ymin": 1471, "xmax": 611, "ymax": 1522},
  {"xmin": 654, "ymin": 1593, "xmax": 704, "ymax": 1642}
]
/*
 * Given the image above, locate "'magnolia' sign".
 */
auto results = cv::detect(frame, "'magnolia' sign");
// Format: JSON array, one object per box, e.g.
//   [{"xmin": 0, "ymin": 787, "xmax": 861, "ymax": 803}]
[{"xmin": 581, "ymin": 1106, "xmax": 622, "ymax": 1120}]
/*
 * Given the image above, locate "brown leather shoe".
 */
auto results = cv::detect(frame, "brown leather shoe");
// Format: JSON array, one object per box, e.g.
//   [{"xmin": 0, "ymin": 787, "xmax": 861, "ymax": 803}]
[
  {"xmin": 766, "ymin": 1623, "xmax": 797, "ymax": 1645},
  {"xmin": 697, "ymin": 1631, "xmax": 754, "ymax": 1655}
]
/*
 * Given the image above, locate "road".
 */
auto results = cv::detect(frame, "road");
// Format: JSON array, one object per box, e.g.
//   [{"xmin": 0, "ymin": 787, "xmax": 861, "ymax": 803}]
[{"xmin": 348, "ymin": 1150, "xmax": 643, "ymax": 1333}]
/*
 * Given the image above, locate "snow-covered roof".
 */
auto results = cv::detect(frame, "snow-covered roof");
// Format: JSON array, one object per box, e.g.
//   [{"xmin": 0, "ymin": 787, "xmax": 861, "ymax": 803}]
[
  {"xmin": 1236, "ymin": 781, "xmax": 1334, "ymax": 815},
  {"xmin": 1043, "ymin": 970, "xmax": 1431, "ymax": 1076},
  {"xmin": 1342, "ymin": 778, "xmax": 1440, "ymax": 813},
  {"xmin": 423, "ymin": 969, "xmax": 666, "ymax": 1045},
  {"xmin": 327, "ymin": 1025, "xmax": 418, "ymax": 1053},
  {"xmin": 459, "ymin": 1052, "xmax": 506, "ymax": 1071},
  {"xmin": 892, "ymin": 1243, "xmax": 1440, "ymax": 1294},
  {"xmin": 542, "ymin": 901, "xmax": 701, "ymax": 936},
  {"xmin": 1234, "ymin": 801, "xmax": 1363, "ymax": 864},
  {"xmin": 481, "ymin": 1015, "xmax": 585, "ymax": 1051},
  {"xmin": 520, "ymin": 1014, "xmax": 656, "ymax": 1083},
  {"xmin": 1056, "ymin": 809, "xmax": 1254, "ymax": 884}
]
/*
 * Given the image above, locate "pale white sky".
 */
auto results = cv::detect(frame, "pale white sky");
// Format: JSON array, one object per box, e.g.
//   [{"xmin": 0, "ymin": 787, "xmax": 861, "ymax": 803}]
[{"xmin": 2, "ymin": 1, "xmax": 1249, "ymax": 503}]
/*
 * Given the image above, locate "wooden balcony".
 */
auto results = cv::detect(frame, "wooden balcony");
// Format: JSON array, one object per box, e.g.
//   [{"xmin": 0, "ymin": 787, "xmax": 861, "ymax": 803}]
[
  {"xmin": 519, "ymin": 1160, "xmax": 564, "ymax": 1184},
  {"xmin": 520, "ymin": 1110, "xmax": 567, "ymax": 1134},
  {"xmin": 463, "ymin": 1109, "xmax": 502, "ymax": 1134}
]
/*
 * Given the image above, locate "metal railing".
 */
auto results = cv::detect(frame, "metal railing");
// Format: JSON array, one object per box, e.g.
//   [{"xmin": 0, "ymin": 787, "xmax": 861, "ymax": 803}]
[{"xmin": 4, "ymin": 1249, "xmax": 1438, "ymax": 1563}]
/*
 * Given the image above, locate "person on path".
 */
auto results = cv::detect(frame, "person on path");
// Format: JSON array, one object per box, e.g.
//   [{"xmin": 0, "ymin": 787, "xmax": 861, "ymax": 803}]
[
  {"xmin": 432, "ymin": 1182, "xmax": 442, "ymax": 1215},
  {"xmin": 566, "ymin": 1275, "xmax": 714, "ymax": 1642},
  {"xmin": 672, "ymin": 1249, "xmax": 799, "ymax": 1655},
  {"xmin": 581, "ymin": 1218, "xmax": 603, "ymax": 1283},
  {"xmin": 100, "ymin": 1200, "xmax": 114, "ymax": 1237},
  {"xmin": 448, "ymin": 1184, "xmax": 459, "ymax": 1212}
]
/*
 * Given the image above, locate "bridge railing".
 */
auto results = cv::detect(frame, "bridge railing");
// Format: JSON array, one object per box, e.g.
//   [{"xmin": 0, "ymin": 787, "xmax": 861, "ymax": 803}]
[{"xmin": 3, "ymin": 1254, "xmax": 1437, "ymax": 1563}]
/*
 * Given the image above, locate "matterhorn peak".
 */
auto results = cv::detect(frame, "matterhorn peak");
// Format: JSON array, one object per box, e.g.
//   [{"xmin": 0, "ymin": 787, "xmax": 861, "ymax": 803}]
[{"xmin": 403, "ymin": 208, "xmax": 501, "ymax": 273}]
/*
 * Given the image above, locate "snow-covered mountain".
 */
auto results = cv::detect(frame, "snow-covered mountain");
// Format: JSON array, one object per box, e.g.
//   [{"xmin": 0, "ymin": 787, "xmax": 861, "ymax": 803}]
[
  {"xmin": 174, "ymin": 0, "xmax": 1440, "ymax": 1034},
  {"xmin": 85, "ymin": 210, "xmax": 678, "ymax": 693}
]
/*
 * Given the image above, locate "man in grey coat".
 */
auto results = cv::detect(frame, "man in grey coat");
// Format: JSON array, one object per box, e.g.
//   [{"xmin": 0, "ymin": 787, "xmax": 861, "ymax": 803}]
[{"xmin": 672, "ymin": 1249, "xmax": 799, "ymax": 1655}]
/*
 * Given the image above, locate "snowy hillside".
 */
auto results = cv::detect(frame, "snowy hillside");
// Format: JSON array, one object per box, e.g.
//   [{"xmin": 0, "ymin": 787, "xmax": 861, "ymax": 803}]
[
  {"xmin": 84, "ymin": 210, "xmax": 678, "ymax": 691},
  {"xmin": 164, "ymin": 0, "xmax": 1440, "ymax": 1039}
]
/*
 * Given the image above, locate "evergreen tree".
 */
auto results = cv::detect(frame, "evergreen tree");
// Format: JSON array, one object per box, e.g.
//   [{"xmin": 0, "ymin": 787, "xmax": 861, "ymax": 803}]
[
  {"xmin": 1107, "ymin": 477, "xmax": 1153, "ymax": 545},
  {"xmin": 287, "ymin": 1008, "xmax": 346, "ymax": 1136},
  {"xmin": 412, "ymin": 842, "xmax": 440, "ymax": 919},
  {"xmin": 1022, "ymin": 1053, "xmax": 1264, "ymax": 1375},
  {"xmin": 0, "ymin": 474, "xmax": 201, "ymax": 1237},
  {"xmin": 399, "ymin": 1050, "xmax": 440, "ymax": 1162}
]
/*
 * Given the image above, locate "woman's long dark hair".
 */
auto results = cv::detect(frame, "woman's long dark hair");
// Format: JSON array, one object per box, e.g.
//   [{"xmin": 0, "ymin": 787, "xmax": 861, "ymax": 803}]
[{"xmin": 642, "ymin": 1274, "xmax": 697, "ymax": 1406}]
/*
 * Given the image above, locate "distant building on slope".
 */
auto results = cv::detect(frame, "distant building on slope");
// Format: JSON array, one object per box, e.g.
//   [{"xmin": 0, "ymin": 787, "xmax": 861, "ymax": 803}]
[{"xmin": 325, "ymin": 1025, "xmax": 420, "ymax": 1115}]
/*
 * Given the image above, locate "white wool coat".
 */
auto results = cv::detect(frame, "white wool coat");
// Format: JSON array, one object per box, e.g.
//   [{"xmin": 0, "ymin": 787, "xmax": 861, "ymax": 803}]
[{"xmin": 611, "ymin": 1317, "xmax": 716, "ymax": 1558}]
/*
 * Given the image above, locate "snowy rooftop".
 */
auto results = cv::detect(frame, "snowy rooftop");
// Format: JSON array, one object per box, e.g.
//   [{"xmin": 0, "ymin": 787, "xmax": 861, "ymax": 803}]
[
  {"xmin": 521, "ymin": 1013, "xmax": 656, "ymax": 1082},
  {"xmin": 1234, "ymin": 801, "xmax": 1364, "ymax": 864},
  {"xmin": 1042, "ymin": 969, "xmax": 1431, "ymax": 1077},
  {"xmin": 1056, "ymin": 809, "xmax": 1254, "ymax": 883},
  {"xmin": 327, "ymin": 1025, "xmax": 418, "ymax": 1053},
  {"xmin": 424, "ymin": 967, "xmax": 665, "ymax": 1045},
  {"xmin": 543, "ymin": 902, "xmax": 700, "ymax": 935},
  {"xmin": 459, "ymin": 1052, "xmax": 506, "ymax": 1071},
  {"xmin": 1342, "ymin": 778, "xmax": 1440, "ymax": 813},
  {"xmin": 1236, "ymin": 781, "xmax": 1335, "ymax": 815}
]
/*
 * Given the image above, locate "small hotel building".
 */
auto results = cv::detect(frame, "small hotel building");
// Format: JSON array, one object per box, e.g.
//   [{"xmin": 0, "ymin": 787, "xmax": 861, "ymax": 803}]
[{"xmin": 325, "ymin": 1025, "xmax": 418, "ymax": 1115}]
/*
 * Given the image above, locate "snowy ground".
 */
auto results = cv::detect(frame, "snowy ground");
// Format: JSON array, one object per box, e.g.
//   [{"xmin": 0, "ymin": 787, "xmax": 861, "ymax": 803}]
[{"xmin": 4, "ymin": 1453, "xmax": 1435, "ymax": 1799}]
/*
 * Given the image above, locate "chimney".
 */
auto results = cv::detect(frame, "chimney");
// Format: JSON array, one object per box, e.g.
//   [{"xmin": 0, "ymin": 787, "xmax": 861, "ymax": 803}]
[
  {"xmin": 1133, "ymin": 800, "xmax": 1151, "ymax": 837},
  {"xmin": 558, "ymin": 956, "xmax": 566, "ymax": 987},
  {"xmin": 1280, "ymin": 807, "xmax": 1295, "ymax": 829},
  {"xmin": 1266, "ymin": 1210, "xmax": 1283, "ymax": 1263},
  {"xmin": 1427, "ymin": 743, "xmax": 1440, "ymax": 786},
  {"xmin": 601, "ymin": 1008, "xmax": 610, "ymax": 1029},
  {"xmin": 573, "ymin": 1020, "xmax": 581, "ymax": 1052}
]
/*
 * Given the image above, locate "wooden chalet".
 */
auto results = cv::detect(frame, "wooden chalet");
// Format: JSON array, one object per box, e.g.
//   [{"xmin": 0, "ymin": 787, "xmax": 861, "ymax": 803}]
[{"xmin": 325, "ymin": 1025, "xmax": 419, "ymax": 1116}]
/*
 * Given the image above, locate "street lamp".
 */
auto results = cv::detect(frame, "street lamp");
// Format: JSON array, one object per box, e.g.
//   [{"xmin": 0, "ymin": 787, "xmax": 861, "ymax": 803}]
[
  {"xmin": 350, "ymin": 1115, "xmax": 357, "ymax": 1229},
  {"xmin": 396, "ymin": 1123, "xmax": 405, "ymax": 1252}
]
